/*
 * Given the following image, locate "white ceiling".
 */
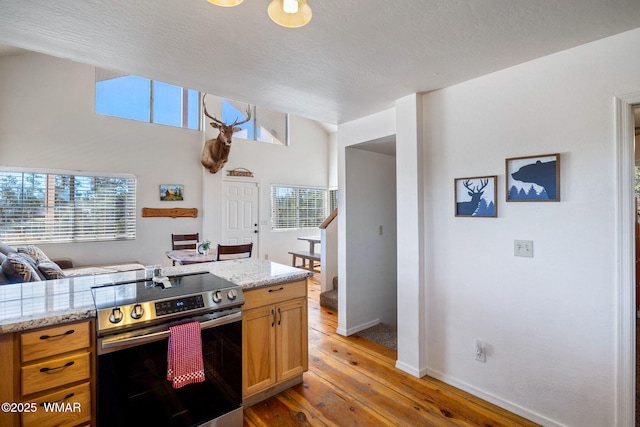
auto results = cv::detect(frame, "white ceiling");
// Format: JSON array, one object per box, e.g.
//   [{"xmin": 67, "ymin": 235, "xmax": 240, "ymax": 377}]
[{"xmin": 0, "ymin": 0, "xmax": 639, "ymax": 125}]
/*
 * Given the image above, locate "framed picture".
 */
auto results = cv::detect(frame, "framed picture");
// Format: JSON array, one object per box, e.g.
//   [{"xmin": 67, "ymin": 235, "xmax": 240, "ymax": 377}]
[
  {"xmin": 159, "ymin": 184, "xmax": 184, "ymax": 201},
  {"xmin": 506, "ymin": 153, "xmax": 560, "ymax": 202},
  {"xmin": 454, "ymin": 175, "xmax": 497, "ymax": 217}
]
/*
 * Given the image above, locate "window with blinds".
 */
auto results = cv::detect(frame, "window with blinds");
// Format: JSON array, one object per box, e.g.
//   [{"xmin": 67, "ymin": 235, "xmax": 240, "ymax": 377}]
[
  {"xmin": 270, "ymin": 185, "xmax": 326, "ymax": 229},
  {"xmin": 0, "ymin": 168, "xmax": 136, "ymax": 244},
  {"xmin": 329, "ymin": 189, "xmax": 338, "ymax": 212}
]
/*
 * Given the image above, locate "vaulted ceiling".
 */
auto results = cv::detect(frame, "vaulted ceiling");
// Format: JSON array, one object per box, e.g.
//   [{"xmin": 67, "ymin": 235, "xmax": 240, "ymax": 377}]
[{"xmin": 1, "ymin": 0, "xmax": 640, "ymax": 125}]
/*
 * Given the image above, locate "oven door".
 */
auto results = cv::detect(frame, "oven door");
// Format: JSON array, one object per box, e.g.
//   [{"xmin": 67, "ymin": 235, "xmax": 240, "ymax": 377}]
[{"xmin": 96, "ymin": 310, "xmax": 242, "ymax": 427}]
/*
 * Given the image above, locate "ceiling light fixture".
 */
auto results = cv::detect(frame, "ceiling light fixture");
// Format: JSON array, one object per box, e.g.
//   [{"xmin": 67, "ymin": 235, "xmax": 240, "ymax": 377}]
[
  {"xmin": 207, "ymin": 0, "xmax": 244, "ymax": 6},
  {"xmin": 268, "ymin": 0, "xmax": 312, "ymax": 28},
  {"xmin": 207, "ymin": 0, "xmax": 312, "ymax": 28}
]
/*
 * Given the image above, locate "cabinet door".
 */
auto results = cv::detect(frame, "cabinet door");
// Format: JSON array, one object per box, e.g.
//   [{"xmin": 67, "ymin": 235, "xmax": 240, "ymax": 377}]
[
  {"xmin": 243, "ymin": 305, "xmax": 276, "ymax": 396},
  {"xmin": 276, "ymin": 298, "xmax": 308, "ymax": 382}
]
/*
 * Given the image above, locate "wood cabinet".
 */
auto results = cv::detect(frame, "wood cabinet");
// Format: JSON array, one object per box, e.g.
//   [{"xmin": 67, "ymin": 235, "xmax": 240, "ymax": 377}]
[
  {"xmin": 242, "ymin": 280, "xmax": 308, "ymax": 406},
  {"xmin": 0, "ymin": 319, "xmax": 94, "ymax": 427}
]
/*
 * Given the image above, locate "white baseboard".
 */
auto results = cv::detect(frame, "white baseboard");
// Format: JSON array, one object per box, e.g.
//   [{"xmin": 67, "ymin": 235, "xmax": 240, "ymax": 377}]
[
  {"xmin": 426, "ymin": 368, "xmax": 565, "ymax": 427},
  {"xmin": 395, "ymin": 360, "xmax": 427, "ymax": 378},
  {"xmin": 337, "ymin": 318, "xmax": 380, "ymax": 336}
]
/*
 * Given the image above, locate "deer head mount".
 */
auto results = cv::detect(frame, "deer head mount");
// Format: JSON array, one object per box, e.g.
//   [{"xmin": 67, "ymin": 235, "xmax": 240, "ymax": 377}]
[{"xmin": 201, "ymin": 96, "xmax": 252, "ymax": 174}]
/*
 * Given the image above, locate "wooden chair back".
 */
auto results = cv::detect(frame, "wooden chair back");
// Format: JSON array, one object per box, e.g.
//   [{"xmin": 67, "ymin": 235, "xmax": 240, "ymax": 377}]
[
  {"xmin": 171, "ymin": 233, "xmax": 199, "ymax": 250},
  {"xmin": 216, "ymin": 243, "xmax": 253, "ymax": 261}
]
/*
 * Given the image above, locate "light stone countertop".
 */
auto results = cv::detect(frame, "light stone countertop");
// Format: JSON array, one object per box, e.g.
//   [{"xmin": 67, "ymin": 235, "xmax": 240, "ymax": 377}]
[{"xmin": 0, "ymin": 259, "xmax": 311, "ymax": 334}]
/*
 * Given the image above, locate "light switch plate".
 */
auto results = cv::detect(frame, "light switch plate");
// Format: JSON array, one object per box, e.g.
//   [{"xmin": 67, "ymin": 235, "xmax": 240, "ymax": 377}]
[{"xmin": 514, "ymin": 240, "xmax": 533, "ymax": 257}]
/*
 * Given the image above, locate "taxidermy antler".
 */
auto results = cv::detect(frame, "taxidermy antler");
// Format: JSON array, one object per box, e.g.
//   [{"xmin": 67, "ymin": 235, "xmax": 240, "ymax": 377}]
[{"xmin": 201, "ymin": 95, "xmax": 252, "ymax": 174}]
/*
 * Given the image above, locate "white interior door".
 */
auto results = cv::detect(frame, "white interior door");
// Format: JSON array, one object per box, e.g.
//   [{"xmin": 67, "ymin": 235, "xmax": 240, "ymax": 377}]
[{"xmin": 222, "ymin": 180, "xmax": 259, "ymax": 254}]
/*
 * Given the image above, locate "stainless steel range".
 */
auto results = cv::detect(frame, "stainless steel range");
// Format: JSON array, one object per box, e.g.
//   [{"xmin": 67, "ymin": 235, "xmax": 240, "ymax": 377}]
[{"xmin": 92, "ymin": 272, "xmax": 245, "ymax": 427}]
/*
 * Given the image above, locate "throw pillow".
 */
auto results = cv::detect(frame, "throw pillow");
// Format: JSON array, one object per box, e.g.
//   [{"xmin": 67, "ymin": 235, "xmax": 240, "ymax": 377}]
[
  {"xmin": 1, "ymin": 253, "xmax": 42, "ymax": 282},
  {"xmin": 0, "ymin": 242, "xmax": 17, "ymax": 256},
  {"xmin": 37, "ymin": 260, "xmax": 66, "ymax": 280},
  {"xmin": 17, "ymin": 245, "xmax": 50, "ymax": 263}
]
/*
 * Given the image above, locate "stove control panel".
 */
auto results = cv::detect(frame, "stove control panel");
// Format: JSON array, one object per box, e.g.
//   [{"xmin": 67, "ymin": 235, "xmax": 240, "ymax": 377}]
[
  {"xmin": 156, "ymin": 294, "xmax": 205, "ymax": 316},
  {"xmin": 95, "ymin": 284, "xmax": 245, "ymax": 335}
]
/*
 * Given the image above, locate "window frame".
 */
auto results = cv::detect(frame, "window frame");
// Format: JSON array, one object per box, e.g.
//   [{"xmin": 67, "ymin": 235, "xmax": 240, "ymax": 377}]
[
  {"xmin": 0, "ymin": 167, "xmax": 137, "ymax": 245},
  {"xmin": 95, "ymin": 68, "xmax": 201, "ymax": 131},
  {"xmin": 270, "ymin": 184, "xmax": 327, "ymax": 230},
  {"xmin": 222, "ymin": 99, "xmax": 290, "ymax": 146}
]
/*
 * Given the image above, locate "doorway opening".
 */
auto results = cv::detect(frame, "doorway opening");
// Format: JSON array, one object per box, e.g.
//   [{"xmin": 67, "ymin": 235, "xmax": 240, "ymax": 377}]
[
  {"xmin": 633, "ymin": 105, "xmax": 640, "ymax": 425},
  {"xmin": 340, "ymin": 136, "xmax": 398, "ymax": 345},
  {"xmin": 614, "ymin": 93, "xmax": 638, "ymax": 427}
]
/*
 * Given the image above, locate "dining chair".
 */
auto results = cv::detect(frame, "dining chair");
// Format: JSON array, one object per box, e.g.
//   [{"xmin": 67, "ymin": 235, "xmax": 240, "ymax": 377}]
[
  {"xmin": 216, "ymin": 243, "xmax": 253, "ymax": 261},
  {"xmin": 171, "ymin": 233, "xmax": 199, "ymax": 265}
]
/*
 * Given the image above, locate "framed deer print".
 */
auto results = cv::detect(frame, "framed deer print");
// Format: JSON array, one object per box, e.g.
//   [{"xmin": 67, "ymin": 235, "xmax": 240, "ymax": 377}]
[
  {"xmin": 454, "ymin": 176, "xmax": 497, "ymax": 217},
  {"xmin": 506, "ymin": 153, "xmax": 560, "ymax": 202}
]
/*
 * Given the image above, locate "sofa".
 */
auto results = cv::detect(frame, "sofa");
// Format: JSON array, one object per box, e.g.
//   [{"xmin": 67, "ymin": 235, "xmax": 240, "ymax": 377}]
[{"xmin": 0, "ymin": 242, "xmax": 144, "ymax": 285}]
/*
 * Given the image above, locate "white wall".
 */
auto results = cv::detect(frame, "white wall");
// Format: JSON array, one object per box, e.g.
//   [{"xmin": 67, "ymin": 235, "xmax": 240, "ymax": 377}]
[
  {"xmin": 0, "ymin": 52, "xmax": 331, "ymax": 267},
  {"xmin": 0, "ymin": 52, "xmax": 203, "ymax": 266},
  {"xmin": 343, "ymin": 146, "xmax": 397, "ymax": 330},
  {"xmin": 200, "ymin": 95, "xmax": 331, "ymax": 266},
  {"xmin": 337, "ymin": 27, "xmax": 640, "ymax": 427},
  {"xmin": 423, "ymin": 29, "xmax": 640, "ymax": 426},
  {"xmin": 336, "ymin": 108, "xmax": 396, "ymax": 335},
  {"xmin": 320, "ymin": 213, "xmax": 338, "ymax": 293}
]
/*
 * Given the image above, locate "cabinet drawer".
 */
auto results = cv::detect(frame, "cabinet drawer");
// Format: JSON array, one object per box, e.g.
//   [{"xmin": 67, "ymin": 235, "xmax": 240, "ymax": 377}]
[
  {"xmin": 21, "ymin": 321, "xmax": 90, "ymax": 363},
  {"xmin": 244, "ymin": 280, "xmax": 306, "ymax": 310},
  {"xmin": 22, "ymin": 352, "xmax": 90, "ymax": 395},
  {"xmin": 22, "ymin": 382, "xmax": 91, "ymax": 427}
]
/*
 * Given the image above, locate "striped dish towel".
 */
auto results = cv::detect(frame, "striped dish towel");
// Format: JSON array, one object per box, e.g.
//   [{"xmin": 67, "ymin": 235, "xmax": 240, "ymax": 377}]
[{"xmin": 167, "ymin": 321, "xmax": 205, "ymax": 388}]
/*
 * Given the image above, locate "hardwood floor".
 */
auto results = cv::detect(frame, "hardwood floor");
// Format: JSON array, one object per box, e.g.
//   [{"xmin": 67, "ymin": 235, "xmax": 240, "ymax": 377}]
[{"xmin": 243, "ymin": 275, "xmax": 539, "ymax": 426}]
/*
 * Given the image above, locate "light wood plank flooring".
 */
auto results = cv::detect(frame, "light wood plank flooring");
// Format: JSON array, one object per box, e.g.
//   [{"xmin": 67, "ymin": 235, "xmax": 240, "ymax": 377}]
[{"xmin": 243, "ymin": 275, "xmax": 539, "ymax": 426}]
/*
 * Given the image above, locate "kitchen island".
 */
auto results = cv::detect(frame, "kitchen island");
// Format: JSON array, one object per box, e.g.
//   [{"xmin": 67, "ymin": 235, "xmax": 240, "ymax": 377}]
[
  {"xmin": 0, "ymin": 259, "xmax": 312, "ymax": 427},
  {"xmin": 0, "ymin": 258, "xmax": 311, "ymax": 333}
]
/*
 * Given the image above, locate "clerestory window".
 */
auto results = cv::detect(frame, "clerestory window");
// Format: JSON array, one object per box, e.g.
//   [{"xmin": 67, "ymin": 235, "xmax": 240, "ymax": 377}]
[
  {"xmin": 222, "ymin": 99, "xmax": 289, "ymax": 145},
  {"xmin": 95, "ymin": 68, "xmax": 200, "ymax": 130}
]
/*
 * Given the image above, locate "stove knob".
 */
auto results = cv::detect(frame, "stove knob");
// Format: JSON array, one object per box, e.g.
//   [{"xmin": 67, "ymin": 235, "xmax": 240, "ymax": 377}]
[
  {"xmin": 212, "ymin": 290, "xmax": 223, "ymax": 304},
  {"xmin": 131, "ymin": 304, "xmax": 144, "ymax": 320},
  {"xmin": 109, "ymin": 307, "xmax": 124, "ymax": 324},
  {"xmin": 227, "ymin": 289, "xmax": 237, "ymax": 301}
]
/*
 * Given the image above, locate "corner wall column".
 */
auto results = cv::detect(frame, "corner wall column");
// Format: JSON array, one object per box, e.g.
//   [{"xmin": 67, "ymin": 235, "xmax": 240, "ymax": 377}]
[{"xmin": 395, "ymin": 93, "xmax": 428, "ymax": 377}]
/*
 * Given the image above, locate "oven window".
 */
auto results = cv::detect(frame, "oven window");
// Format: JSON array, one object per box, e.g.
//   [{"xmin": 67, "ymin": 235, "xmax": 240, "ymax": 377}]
[{"xmin": 97, "ymin": 321, "xmax": 242, "ymax": 426}]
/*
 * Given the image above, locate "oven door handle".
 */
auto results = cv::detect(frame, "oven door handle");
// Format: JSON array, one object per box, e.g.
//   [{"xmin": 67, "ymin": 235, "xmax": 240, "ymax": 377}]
[{"xmin": 100, "ymin": 311, "xmax": 242, "ymax": 352}]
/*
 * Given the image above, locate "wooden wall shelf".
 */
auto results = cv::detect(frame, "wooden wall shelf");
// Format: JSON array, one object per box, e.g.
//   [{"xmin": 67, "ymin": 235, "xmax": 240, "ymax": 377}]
[{"xmin": 142, "ymin": 208, "xmax": 198, "ymax": 218}]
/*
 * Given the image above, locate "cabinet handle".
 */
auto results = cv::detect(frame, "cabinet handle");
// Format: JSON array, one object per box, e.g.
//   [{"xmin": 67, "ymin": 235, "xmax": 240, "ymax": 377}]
[
  {"xmin": 39, "ymin": 329, "xmax": 75, "ymax": 340},
  {"xmin": 40, "ymin": 392, "xmax": 74, "ymax": 407},
  {"xmin": 40, "ymin": 361, "xmax": 74, "ymax": 373},
  {"xmin": 278, "ymin": 307, "xmax": 282, "ymax": 325},
  {"xmin": 268, "ymin": 287, "xmax": 284, "ymax": 293},
  {"xmin": 271, "ymin": 309, "xmax": 275, "ymax": 327}
]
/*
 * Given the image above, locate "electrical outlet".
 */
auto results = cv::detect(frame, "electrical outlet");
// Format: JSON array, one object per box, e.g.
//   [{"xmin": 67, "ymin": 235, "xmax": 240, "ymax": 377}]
[
  {"xmin": 475, "ymin": 339, "xmax": 486, "ymax": 362},
  {"xmin": 264, "ymin": 253, "xmax": 269, "ymax": 260},
  {"xmin": 514, "ymin": 240, "xmax": 533, "ymax": 257}
]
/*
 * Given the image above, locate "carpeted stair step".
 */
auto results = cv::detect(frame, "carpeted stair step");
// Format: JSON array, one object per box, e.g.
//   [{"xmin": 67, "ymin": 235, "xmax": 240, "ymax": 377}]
[
  {"xmin": 320, "ymin": 276, "xmax": 338, "ymax": 311},
  {"xmin": 319, "ymin": 289, "xmax": 338, "ymax": 311}
]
